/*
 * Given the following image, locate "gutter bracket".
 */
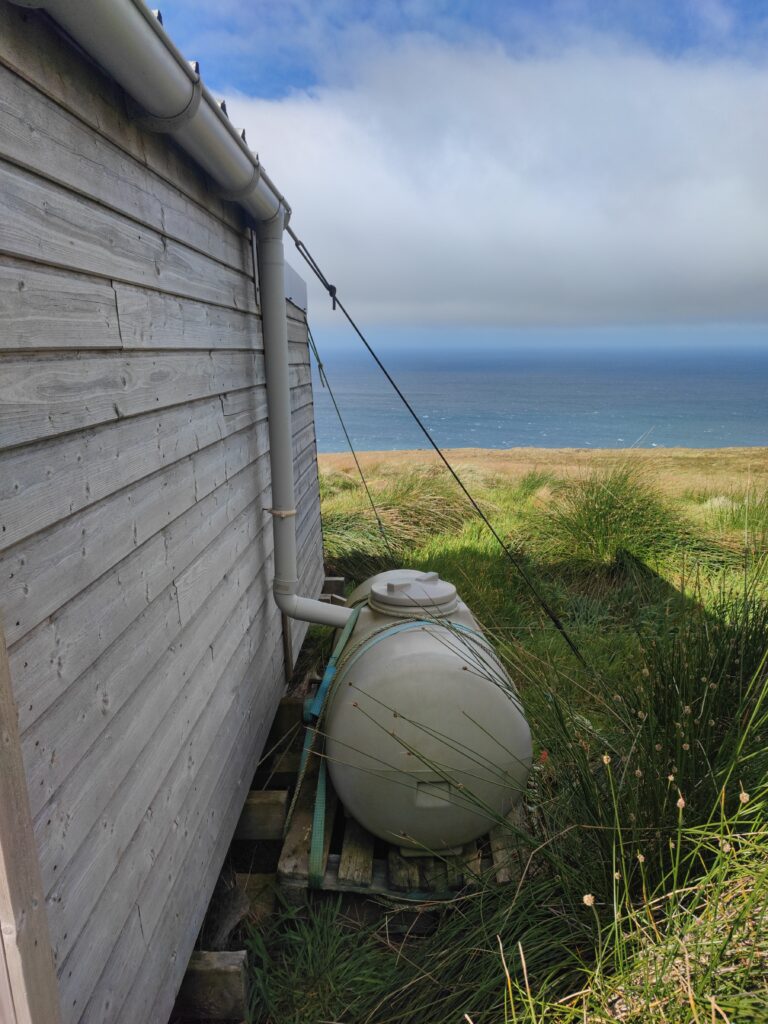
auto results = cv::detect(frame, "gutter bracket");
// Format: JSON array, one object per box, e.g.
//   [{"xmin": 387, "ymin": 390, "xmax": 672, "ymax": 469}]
[{"xmin": 131, "ymin": 75, "xmax": 202, "ymax": 132}]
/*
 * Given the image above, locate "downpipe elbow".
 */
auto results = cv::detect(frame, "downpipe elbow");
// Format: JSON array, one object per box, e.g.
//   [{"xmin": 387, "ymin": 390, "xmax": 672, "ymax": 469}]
[{"xmin": 273, "ymin": 578, "xmax": 352, "ymax": 629}]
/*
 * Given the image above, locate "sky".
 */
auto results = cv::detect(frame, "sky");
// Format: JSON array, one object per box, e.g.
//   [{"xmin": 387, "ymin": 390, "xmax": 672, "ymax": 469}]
[{"xmin": 156, "ymin": 1, "xmax": 768, "ymax": 348}]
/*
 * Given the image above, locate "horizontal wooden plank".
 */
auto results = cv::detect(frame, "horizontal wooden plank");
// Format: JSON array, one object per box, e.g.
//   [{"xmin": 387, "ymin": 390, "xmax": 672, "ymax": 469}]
[
  {"xmin": 0, "ymin": 621, "xmax": 62, "ymax": 1024},
  {"xmin": 0, "ymin": 63, "xmax": 249, "ymax": 271},
  {"xmin": 175, "ymin": 951, "xmax": 248, "ymax": 1021},
  {"xmin": 23, "ymin": 488, "xmax": 261, "ymax": 818},
  {"xmin": 57, "ymin": 601, "xmax": 286, "ymax": 1022},
  {"xmin": 338, "ymin": 818, "xmax": 375, "ymax": 888},
  {"xmin": 18, "ymin": 457, "xmax": 319, "ymax": 809},
  {"xmin": 113, "ymin": 284, "xmax": 262, "ymax": 351},
  {"xmin": 51, "ymin": 601, "xmax": 281, "ymax": 997},
  {"xmin": 0, "ymin": 366, "xmax": 313, "ymax": 552},
  {"xmin": 1, "ymin": 389, "xmax": 315, "ymax": 647},
  {"xmin": 0, "ymin": 395, "xmax": 225, "ymax": 553},
  {"xmin": 0, "ymin": 349, "xmax": 264, "ymax": 449},
  {"xmin": 112, "ymin": 283, "xmax": 308, "ymax": 354},
  {"xmin": 0, "ymin": 948, "xmax": 15, "ymax": 1024},
  {"xmin": 7, "ymin": 416, "xmax": 317, "ymax": 730},
  {"xmin": 0, "ymin": 258, "xmax": 121, "ymax": 350},
  {"xmin": 115, "ymin": 637, "xmax": 285, "ymax": 1024},
  {"xmin": 216, "ymin": 364, "xmax": 310, "ymax": 437},
  {"xmin": 1, "ymin": 419, "xmax": 257, "ymax": 646},
  {"xmin": 0, "ymin": 158, "xmax": 256, "ymax": 311},
  {"xmin": 36, "ymin": 526, "xmax": 275, "ymax": 900},
  {"xmin": 30, "ymin": 492, "xmax": 320, "ymax": 893},
  {"xmin": 0, "ymin": 5, "xmax": 244, "ymax": 234},
  {"xmin": 234, "ymin": 790, "xmax": 288, "ymax": 841}
]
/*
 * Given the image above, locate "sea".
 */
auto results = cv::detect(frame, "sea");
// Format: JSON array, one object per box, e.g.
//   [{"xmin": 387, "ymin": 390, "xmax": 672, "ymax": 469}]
[{"xmin": 311, "ymin": 344, "xmax": 768, "ymax": 453}]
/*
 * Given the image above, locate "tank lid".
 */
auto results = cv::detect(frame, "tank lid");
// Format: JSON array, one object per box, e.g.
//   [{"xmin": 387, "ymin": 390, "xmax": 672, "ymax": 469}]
[{"xmin": 369, "ymin": 571, "xmax": 458, "ymax": 614}]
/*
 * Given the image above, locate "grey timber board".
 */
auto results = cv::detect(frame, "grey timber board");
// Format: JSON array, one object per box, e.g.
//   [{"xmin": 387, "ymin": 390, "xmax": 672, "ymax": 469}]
[
  {"xmin": 72, "ymin": 625, "xmax": 286, "ymax": 1024},
  {"xmin": 6, "ymin": 417, "xmax": 315, "ymax": 718},
  {"xmin": 0, "ymin": 396, "xmax": 225, "ymax": 551},
  {"xmin": 7, "ymin": 445, "xmax": 315, "ymax": 756},
  {"xmin": 51, "ymin": 591, "xmax": 283, "ymax": 1010},
  {"xmin": 112, "ymin": 284, "xmax": 261, "ymax": 351},
  {"xmin": 0, "ymin": 9, "xmax": 322, "ymax": 1019},
  {"xmin": 338, "ymin": 818, "xmax": 375, "ymax": 887},
  {"xmin": 0, "ymin": 351, "xmax": 311, "ymax": 451},
  {"xmin": 0, "ymin": 350, "xmax": 265, "ymax": 449},
  {"xmin": 45, "ymin": 569, "xmax": 278, "ymax": 989},
  {"xmin": 0, "ymin": 159, "xmax": 256, "ymax": 311},
  {"xmin": 34, "ymin": 530, "xmax": 272, "ymax": 896},
  {"xmin": 137, "ymin": 647, "xmax": 283, "ymax": 1024},
  {"xmin": 0, "ymin": 621, "xmax": 62, "ymax": 1024},
  {"xmin": 0, "ymin": 939, "xmax": 15, "ymax": 1024},
  {"xmin": 112, "ymin": 284, "xmax": 310, "ymax": 352},
  {"xmin": 0, "ymin": 262, "xmax": 307, "ymax": 354},
  {"xmin": 0, "ymin": 4, "xmax": 244, "ymax": 233},
  {"xmin": 0, "ymin": 259, "xmax": 121, "ymax": 350},
  {"xmin": 19, "ymin": 470, "xmax": 289, "ymax": 816},
  {"xmin": 2, "ymin": 389, "xmax": 315, "ymax": 647},
  {"xmin": 30, "ymin": 487, "xmax": 319, "ymax": 888},
  {"xmin": 1, "ymin": 413, "xmax": 269, "ymax": 646},
  {"xmin": 0, "ymin": 63, "xmax": 250, "ymax": 271},
  {"xmin": 0, "ymin": 372, "xmax": 311, "ymax": 552}
]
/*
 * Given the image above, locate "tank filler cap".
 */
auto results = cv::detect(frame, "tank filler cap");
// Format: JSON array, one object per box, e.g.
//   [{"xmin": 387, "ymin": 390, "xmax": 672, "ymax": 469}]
[{"xmin": 368, "ymin": 571, "xmax": 459, "ymax": 615}]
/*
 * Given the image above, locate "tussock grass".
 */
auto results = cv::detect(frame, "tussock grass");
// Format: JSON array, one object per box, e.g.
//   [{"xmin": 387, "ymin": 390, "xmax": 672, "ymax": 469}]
[
  {"xmin": 702, "ymin": 488, "xmax": 768, "ymax": 554},
  {"xmin": 321, "ymin": 466, "xmax": 489, "ymax": 579},
  {"xmin": 533, "ymin": 464, "xmax": 685, "ymax": 566},
  {"xmin": 248, "ymin": 456, "xmax": 768, "ymax": 1024}
]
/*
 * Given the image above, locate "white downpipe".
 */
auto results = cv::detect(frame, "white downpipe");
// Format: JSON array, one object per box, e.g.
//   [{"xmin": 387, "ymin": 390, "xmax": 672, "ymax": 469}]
[
  {"xmin": 12, "ymin": 0, "xmax": 349, "ymax": 627},
  {"xmin": 256, "ymin": 213, "xmax": 352, "ymax": 628}
]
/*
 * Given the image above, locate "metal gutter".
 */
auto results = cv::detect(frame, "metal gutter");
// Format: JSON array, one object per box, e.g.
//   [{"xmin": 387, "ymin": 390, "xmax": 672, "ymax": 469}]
[{"xmin": 11, "ymin": 0, "xmax": 351, "ymax": 629}]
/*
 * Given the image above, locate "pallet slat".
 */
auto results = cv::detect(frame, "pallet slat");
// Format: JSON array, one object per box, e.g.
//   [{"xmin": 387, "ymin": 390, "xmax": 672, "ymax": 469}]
[
  {"xmin": 274, "ymin": 764, "xmax": 513, "ymax": 903},
  {"xmin": 338, "ymin": 818, "xmax": 375, "ymax": 888},
  {"xmin": 489, "ymin": 806, "xmax": 525, "ymax": 885},
  {"xmin": 387, "ymin": 850, "xmax": 421, "ymax": 893}
]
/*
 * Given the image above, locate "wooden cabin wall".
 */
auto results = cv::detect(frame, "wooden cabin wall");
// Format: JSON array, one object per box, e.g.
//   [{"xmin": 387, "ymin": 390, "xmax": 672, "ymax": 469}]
[{"xmin": 0, "ymin": 5, "xmax": 324, "ymax": 1022}]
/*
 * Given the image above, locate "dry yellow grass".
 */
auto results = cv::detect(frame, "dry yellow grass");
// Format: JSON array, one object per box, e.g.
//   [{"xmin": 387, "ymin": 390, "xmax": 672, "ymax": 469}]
[{"xmin": 319, "ymin": 446, "xmax": 768, "ymax": 498}]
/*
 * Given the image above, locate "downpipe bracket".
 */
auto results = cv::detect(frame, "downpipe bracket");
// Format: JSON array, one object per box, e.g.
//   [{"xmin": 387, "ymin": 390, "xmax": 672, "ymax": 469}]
[{"xmin": 264, "ymin": 507, "xmax": 297, "ymax": 519}]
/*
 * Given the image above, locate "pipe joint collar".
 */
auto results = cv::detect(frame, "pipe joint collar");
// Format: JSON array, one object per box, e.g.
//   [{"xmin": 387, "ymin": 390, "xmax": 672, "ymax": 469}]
[
  {"xmin": 218, "ymin": 158, "xmax": 261, "ymax": 202},
  {"xmin": 273, "ymin": 578, "xmax": 299, "ymax": 597},
  {"xmin": 131, "ymin": 75, "xmax": 202, "ymax": 133},
  {"xmin": 256, "ymin": 205, "xmax": 289, "ymax": 240}
]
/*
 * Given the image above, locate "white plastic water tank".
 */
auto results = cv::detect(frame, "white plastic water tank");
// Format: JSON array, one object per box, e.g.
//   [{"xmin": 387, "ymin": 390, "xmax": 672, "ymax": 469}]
[{"xmin": 324, "ymin": 569, "xmax": 532, "ymax": 852}]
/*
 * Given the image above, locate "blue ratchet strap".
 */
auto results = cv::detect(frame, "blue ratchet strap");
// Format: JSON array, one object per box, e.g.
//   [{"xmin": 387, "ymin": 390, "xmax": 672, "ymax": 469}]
[
  {"xmin": 300, "ymin": 607, "xmax": 360, "ymax": 888},
  {"xmin": 338, "ymin": 619, "xmax": 485, "ymax": 678}
]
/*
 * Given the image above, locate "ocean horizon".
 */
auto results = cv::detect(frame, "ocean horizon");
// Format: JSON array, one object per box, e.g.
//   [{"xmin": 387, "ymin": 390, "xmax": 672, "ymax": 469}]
[{"xmin": 311, "ymin": 343, "xmax": 768, "ymax": 454}]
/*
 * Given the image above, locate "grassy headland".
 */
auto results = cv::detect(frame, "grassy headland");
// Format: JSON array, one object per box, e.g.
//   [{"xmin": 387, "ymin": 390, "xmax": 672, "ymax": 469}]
[{"xmin": 250, "ymin": 448, "xmax": 768, "ymax": 1023}]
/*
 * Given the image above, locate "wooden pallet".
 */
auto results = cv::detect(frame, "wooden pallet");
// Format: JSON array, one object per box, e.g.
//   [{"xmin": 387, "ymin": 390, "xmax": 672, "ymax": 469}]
[{"xmin": 276, "ymin": 749, "xmax": 525, "ymax": 905}]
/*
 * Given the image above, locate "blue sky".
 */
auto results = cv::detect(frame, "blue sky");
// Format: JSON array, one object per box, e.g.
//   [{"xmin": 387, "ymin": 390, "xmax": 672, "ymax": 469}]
[
  {"xmin": 155, "ymin": 2, "xmax": 768, "ymax": 347},
  {"xmin": 157, "ymin": 1, "xmax": 768, "ymax": 98}
]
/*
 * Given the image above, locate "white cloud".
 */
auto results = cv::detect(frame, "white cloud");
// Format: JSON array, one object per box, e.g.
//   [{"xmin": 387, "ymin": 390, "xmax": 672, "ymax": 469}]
[{"xmin": 225, "ymin": 34, "xmax": 768, "ymax": 328}]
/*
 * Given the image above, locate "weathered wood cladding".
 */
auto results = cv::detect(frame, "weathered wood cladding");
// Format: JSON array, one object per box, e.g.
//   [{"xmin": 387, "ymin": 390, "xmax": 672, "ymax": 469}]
[{"xmin": 0, "ymin": 5, "xmax": 324, "ymax": 1022}]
